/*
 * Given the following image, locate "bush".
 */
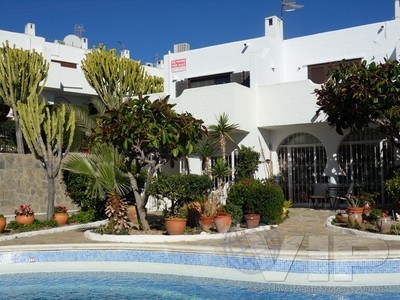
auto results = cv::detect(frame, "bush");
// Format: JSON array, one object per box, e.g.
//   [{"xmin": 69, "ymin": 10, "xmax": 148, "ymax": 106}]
[
  {"xmin": 69, "ymin": 209, "xmax": 98, "ymax": 223},
  {"xmin": 62, "ymin": 170, "xmax": 106, "ymax": 220},
  {"xmin": 148, "ymin": 174, "xmax": 213, "ymax": 213},
  {"xmin": 235, "ymin": 145, "xmax": 260, "ymax": 182},
  {"xmin": 227, "ymin": 179, "xmax": 285, "ymax": 224}
]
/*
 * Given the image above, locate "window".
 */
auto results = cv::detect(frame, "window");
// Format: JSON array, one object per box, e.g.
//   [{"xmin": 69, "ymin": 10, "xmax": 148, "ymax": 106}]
[
  {"xmin": 51, "ymin": 59, "xmax": 77, "ymax": 69},
  {"xmin": 308, "ymin": 58, "xmax": 361, "ymax": 84},
  {"xmin": 175, "ymin": 71, "xmax": 250, "ymax": 97}
]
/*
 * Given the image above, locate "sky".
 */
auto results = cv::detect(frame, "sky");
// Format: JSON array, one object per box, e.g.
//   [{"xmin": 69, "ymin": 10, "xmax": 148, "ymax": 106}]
[{"xmin": 0, "ymin": 0, "xmax": 396, "ymax": 64}]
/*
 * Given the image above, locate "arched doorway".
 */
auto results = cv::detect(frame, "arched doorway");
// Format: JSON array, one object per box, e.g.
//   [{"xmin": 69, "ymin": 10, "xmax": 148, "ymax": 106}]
[
  {"xmin": 278, "ymin": 133, "xmax": 327, "ymax": 204},
  {"xmin": 337, "ymin": 128, "xmax": 396, "ymax": 204}
]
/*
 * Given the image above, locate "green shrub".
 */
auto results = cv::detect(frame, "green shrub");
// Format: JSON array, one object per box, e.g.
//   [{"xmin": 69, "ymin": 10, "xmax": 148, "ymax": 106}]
[
  {"xmin": 7, "ymin": 219, "xmax": 58, "ymax": 232},
  {"xmin": 148, "ymin": 174, "xmax": 213, "ymax": 214},
  {"xmin": 69, "ymin": 209, "xmax": 98, "ymax": 223},
  {"xmin": 227, "ymin": 179, "xmax": 285, "ymax": 224},
  {"xmin": 235, "ymin": 145, "xmax": 260, "ymax": 181},
  {"xmin": 385, "ymin": 169, "xmax": 400, "ymax": 204},
  {"xmin": 62, "ymin": 170, "xmax": 106, "ymax": 220}
]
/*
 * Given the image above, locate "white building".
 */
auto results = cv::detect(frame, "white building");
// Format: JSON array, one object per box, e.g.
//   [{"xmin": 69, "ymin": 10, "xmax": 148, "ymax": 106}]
[{"xmin": 1, "ymin": 2, "xmax": 400, "ymax": 206}]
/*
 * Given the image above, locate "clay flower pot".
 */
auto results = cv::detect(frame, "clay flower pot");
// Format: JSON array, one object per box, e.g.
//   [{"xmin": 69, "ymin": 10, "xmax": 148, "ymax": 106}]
[
  {"xmin": 348, "ymin": 213, "xmax": 362, "ymax": 228},
  {"xmin": 0, "ymin": 217, "xmax": 6, "ymax": 232},
  {"xmin": 200, "ymin": 215, "xmax": 215, "ymax": 231},
  {"xmin": 165, "ymin": 218, "xmax": 187, "ymax": 235},
  {"xmin": 15, "ymin": 215, "xmax": 35, "ymax": 225},
  {"xmin": 54, "ymin": 213, "xmax": 69, "ymax": 225},
  {"xmin": 245, "ymin": 213, "xmax": 260, "ymax": 228},
  {"xmin": 376, "ymin": 217, "xmax": 393, "ymax": 234},
  {"xmin": 214, "ymin": 213, "xmax": 231, "ymax": 233}
]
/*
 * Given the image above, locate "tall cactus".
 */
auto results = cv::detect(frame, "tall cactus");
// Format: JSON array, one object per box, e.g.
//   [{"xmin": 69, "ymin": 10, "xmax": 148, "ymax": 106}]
[
  {"xmin": 0, "ymin": 41, "xmax": 49, "ymax": 153},
  {"xmin": 16, "ymin": 95, "xmax": 75, "ymax": 220},
  {"xmin": 81, "ymin": 44, "xmax": 163, "ymax": 109}
]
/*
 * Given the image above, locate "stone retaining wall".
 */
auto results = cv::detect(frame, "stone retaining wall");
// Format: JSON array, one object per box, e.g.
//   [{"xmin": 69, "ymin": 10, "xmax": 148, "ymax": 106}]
[{"xmin": 0, "ymin": 153, "xmax": 77, "ymax": 216}]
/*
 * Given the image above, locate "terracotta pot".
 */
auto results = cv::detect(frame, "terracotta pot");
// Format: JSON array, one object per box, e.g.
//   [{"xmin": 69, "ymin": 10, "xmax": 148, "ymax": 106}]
[
  {"xmin": 336, "ymin": 214, "xmax": 349, "ymax": 224},
  {"xmin": 200, "ymin": 215, "xmax": 214, "ymax": 231},
  {"xmin": 348, "ymin": 213, "xmax": 362, "ymax": 228},
  {"xmin": 0, "ymin": 217, "xmax": 6, "ymax": 232},
  {"xmin": 245, "ymin": 214, "xmax": 260, "ymax": 229},
  {"xmin": 347, "ymin": 207, "xmax": 364, "ymax": 215},
  {"xmin": 127, "ymin": 205, "xmax": 139, "ymax": 227},
  {"xmin": 165, "ymin": 218, "xmax": 187, "ymax": 235},
  {"xmin": 376, "ymin": 217, "xmax": 393, "ymax": 234},
  {"xmin": 54, "ymin": 213, "xmax": 69, "ymax": 225},
  {"xmin": 15, "ymin": 215, "xmax": 34, "ymax": 225},
  {"xmin": 214, "ymin": 213, "xmax": 231, "ymax": 233}
]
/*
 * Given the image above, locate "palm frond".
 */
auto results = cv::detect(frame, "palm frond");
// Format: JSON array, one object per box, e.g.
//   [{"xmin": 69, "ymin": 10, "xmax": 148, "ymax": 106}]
[{"xmin": 90, "ymin": 97, "xmax": 107, "ymax": 116}]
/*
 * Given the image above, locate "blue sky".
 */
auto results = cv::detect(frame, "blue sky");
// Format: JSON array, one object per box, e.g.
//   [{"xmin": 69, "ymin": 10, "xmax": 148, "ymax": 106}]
[{"xmin": 0, "ymin": 0, "xmax": 395, "ymax": 64}]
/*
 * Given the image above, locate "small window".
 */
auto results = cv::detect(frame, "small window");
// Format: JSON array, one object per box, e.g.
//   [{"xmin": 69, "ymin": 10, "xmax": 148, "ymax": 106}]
[
  {"xmin": 268, "ymin": 18, "xmax": 273, "ymax": 26},
  {"xmin": 308, "ymin": 58, "xmax": 361, "ymax": 84},
  {"xmin": 51, "ymin": 59, "xmax": 77, "ymax": 69}
]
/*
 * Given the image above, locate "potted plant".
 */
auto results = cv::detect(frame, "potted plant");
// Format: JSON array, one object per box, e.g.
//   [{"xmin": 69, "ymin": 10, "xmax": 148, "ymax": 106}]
[
  {"xmin": 164, "ymin": 206, "xmax": 188, "ymax": 235},
  {"xmin": 385, "ymin": 170, "xmax": 400, "ymax": 213},
  {"xmin": 200, "ymin": 192, "xmax": 218, "ymax": 231},
  {"xmin": 54, "ymin": 206, "xmax": 69, "ymax": 225},
  {"xmin": 214, "ymin": 207, "xmax": 232, "ymax": 233},
  {"xmin": 0, "ymin": 214, "xmax": 6, "ymax": 233},
  {"xmin": 335, "ymin": 210, "xmax": 349, "ymax": 224},
  {"xmin": 376, "ymin": 210, "xmax": 393, "ymax": 234},
  {"xmin": 346, "ymin": 196, "xmax": 364, "ymax": 228},
  {"xmin": 14, "ymin": 204, "xmax": 35, "ymax": 225},
  {"xmin": 282, "ymin": 200, "xmax": 292, "ymax": 219}
]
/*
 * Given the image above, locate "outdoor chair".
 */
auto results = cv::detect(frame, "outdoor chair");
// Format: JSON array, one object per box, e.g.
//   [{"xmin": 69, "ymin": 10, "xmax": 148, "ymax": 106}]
[
  {"xmin": 330, "ymin": 182, "xmax": 354, "ymax": 209},
  {"xmin": 308, "ymin": 183, "xmax": 329, "ymax": 209}
]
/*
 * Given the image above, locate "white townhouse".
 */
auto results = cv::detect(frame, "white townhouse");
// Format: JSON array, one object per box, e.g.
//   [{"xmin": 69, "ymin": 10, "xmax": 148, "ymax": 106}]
[
  {"xmin": 162, "ymin": 1, "xmax": 400, "ymax": 206},
  {"xmin": 1, "ymin": 2, "xmax": 400, "ymax": 206}
]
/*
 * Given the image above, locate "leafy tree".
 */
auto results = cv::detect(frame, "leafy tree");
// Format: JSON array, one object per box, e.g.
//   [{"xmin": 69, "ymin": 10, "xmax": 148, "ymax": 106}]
[
  {"xmin": 96, "ymin": 95, "xmax": 207, "ymax": 230},
  {"xmin": 0, "ymin": 42, "xmax": 49, "ymax": 153},
  {"xmin": 208, "ymin": 113, "xmax": 239, "ymax": 163},
  {"xmin": 63, "ymin": 144, "xmax": 131, "ymax": 233},
  {"xmin": 16, "ymin": 95, "xmax": 75, "ymax": 220},
  {"xmin": 315, "ymin": 59, "xmax": 400, "ymax": 148}
]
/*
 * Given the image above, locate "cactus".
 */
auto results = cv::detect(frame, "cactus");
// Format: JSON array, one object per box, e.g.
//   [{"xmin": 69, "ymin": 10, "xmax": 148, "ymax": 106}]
[
  {"xmin": 81, "ymin": 44, "xmax": 163, "ymax": 109},
  {"xmin": 0, "ymin": 41, "xmax": 49, "ymax": 153},
  {"xmin": 16, "ymin": 95, "xmax": 75, "ymax": 220}
]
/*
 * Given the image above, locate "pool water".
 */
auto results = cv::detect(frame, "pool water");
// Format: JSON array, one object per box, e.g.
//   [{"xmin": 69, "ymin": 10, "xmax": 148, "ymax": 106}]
[{"xmin": 0, "ymin": 272, "xmax": 399, "ymax": 300}]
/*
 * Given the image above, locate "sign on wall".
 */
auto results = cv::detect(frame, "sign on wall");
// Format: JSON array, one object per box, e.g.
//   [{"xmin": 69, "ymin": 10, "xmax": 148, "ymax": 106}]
[{"xmin": 171, "ymin": 58, "xmax": 186, "ymax": 72}]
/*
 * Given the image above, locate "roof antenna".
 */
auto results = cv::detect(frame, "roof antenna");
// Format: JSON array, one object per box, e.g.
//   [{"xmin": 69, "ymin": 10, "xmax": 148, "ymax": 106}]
[
  {"xmin": 281, "ymin": 1, "xmax": 304, "ymax": 19},
  {"xmin": 74, "ymin": 24, "xmax": 85, "ymax": 38}
]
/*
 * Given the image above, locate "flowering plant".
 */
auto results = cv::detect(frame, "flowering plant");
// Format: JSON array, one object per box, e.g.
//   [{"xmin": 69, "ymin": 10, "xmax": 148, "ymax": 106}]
[
  {"xmin": 14, "ymin": 204, "xmax": 34, "ymax": 216},
  {"xmin": 54, "ymin": 206, "xmax": 68, "ymax": 213}
]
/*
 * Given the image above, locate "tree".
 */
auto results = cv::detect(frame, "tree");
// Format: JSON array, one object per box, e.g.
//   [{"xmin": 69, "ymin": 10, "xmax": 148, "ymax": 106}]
[
  {"xmin": 81, "ymin": 44, "xmax": 164, "ymax": 110},
  {"xmin": 315, "ymin": 59, "xmax": 400, "ymax": 148},
  {"xmin": 96, "ymin": 95, "xmax": 207, "ymax": 230},
  {"xmin": 195, "ymin": 140, "xmax": 216, "ymax": 178},
  {"xmin": 208, "ymin": 113, "xmax": 239, "ymax": 162},
  {"xmin": 0, "ymin": 42, "xmax": 49, "ymax": 153},
  {"xmin": 63, "ymin": 144, "xmax": 131, "ymax": 233},
  {"xmin": 16, "ymin": 95, "xmax": 75, "ymax": 220}
]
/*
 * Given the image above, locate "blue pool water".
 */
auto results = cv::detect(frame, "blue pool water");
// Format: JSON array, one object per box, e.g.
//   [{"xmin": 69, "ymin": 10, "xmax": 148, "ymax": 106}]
[{"xmin": 0, "ymin": 272, "xmax": 399, "ymax": 300}]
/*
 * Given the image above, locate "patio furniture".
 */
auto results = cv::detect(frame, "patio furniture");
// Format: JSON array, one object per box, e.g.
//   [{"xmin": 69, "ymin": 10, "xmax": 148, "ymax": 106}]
[
  {"xmin": 329, "ymin": 183, "xmax": 354, "ymax": 210},
  {"xmin": 308, "ymin": 183, "xmax": 330, "ymax": 209}
]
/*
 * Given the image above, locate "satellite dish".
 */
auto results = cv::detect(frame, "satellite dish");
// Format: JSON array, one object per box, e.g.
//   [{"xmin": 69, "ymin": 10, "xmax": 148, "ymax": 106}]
[{"xmin": 63, "ymin": 34, "xmax": 82, "ymax": 48}]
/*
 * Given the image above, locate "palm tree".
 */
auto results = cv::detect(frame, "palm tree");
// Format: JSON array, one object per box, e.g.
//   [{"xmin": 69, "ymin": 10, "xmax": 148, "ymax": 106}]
[
  {"xmin": 195, "ymin": 140, "xmax": 216, "ymax": 178},
  {"xmin": 63, "ymin": 143, "xmax": 132, "ymax": 233},
  {"xmin": 208, "ymin": 113, "xmax": 239, "ymax": 163},
  {"xmin": 211, "ymin": 158, "xmax": 231, "ymax": 203}
]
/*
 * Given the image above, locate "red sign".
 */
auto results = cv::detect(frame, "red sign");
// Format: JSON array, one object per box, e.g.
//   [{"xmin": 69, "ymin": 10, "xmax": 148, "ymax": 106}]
[{"xmin": 171, "ymin": 58, "xmax": 186, "ymax": 72}]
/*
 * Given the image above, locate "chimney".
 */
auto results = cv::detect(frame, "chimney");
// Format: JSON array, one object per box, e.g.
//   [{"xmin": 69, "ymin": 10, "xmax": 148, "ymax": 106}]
[
  {"xmin": 81, "ymin": 37, "xmax": 88, "ymax": 50},
  {"xmin": 24, "ymin": 23, "xmax": 35, "ymax": 36},
  {"xmin": 265, "ymin": 16, "xmax": 283, "ymax": 41},
  {"xmin": 121, "ymin": 49, "xmax": 130, "ymax": 59},
  {"xmin": 396, "ymin": 0, "xmax": 400, "ymax": 19}
]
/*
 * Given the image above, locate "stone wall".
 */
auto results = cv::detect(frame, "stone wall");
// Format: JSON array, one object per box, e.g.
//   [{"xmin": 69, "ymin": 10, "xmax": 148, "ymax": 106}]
[{"xmin": 0, "ymin": 153, "xmax": 77, "ymax": 216}]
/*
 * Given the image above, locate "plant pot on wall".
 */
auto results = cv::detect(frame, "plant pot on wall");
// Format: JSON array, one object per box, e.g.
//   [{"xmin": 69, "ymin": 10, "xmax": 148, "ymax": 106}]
[
  {"xmin": 15, "ymin": 215, "xmax": 35, "ymax": 225},
  {"xmin": 165, "ymin": 218, "xmax": 187, "ymax": 235},
  {"xmin": 214, "ymin": 213, "xmax": 231, "ymax": 233},
  {"xmin": 376, "ymin": 217, "xmax": 393, "ymax": 234},
  {"xmin": 245, "ymin": 213, "xmax": 260, "ymax": 229},
  {"xmin": 54, "ymin": 213, "xmax": 69, "ymax": 225},
  {"xmin": 0, "ymin": 217, "xmax": 6, "ymax": 232},
  {"xmin": 200, "ymin": 215, "xmax": 214, "ymax": 231}
]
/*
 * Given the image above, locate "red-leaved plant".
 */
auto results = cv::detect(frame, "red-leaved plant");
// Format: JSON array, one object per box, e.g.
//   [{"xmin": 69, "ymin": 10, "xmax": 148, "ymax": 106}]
[{"xmin": 14, "ymin": 204, "xmax": 34, "ymax": 216}]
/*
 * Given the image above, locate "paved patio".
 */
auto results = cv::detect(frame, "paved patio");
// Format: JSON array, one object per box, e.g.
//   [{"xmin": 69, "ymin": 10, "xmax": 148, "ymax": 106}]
[{"xmin": 1, "ymin": 208, "xmax": 400, "ymax": 260}]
